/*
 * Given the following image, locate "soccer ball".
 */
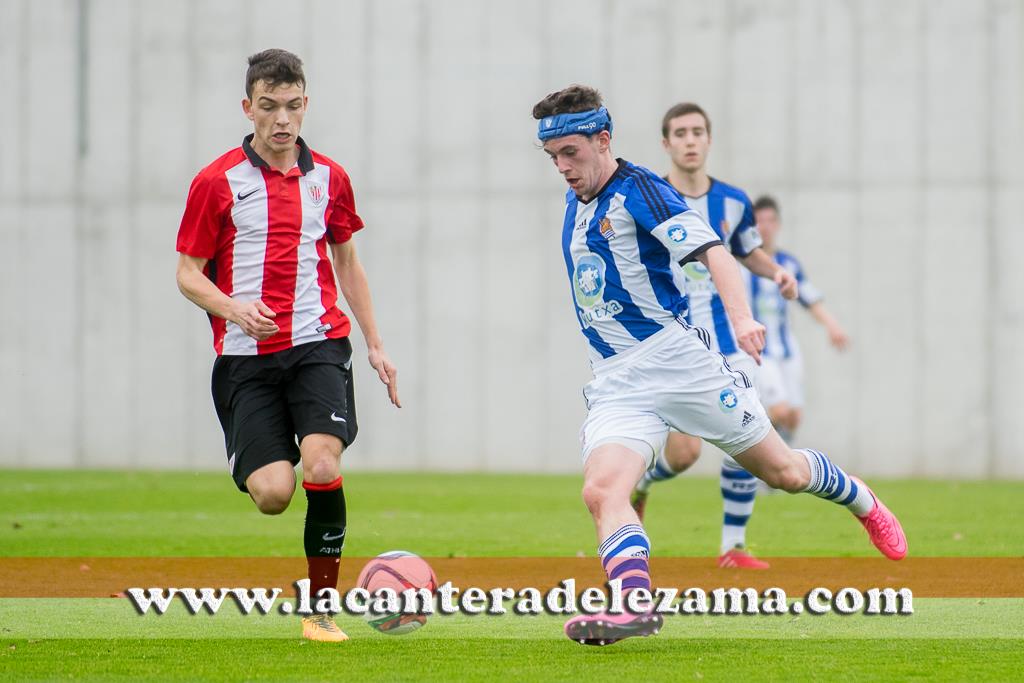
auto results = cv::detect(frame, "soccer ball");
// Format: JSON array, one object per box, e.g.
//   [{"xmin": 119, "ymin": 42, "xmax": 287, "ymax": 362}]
[{"xmin": 357, "ymin": 550, "xmax": 438, "ymax": 635}]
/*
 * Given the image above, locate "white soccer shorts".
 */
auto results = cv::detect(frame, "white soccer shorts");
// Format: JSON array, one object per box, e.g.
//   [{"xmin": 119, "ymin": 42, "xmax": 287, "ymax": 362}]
[
  {"xmin": 758, "ymin": 355, "xmax": 805, "ymax": 409},
  {"xmin": 579, "ymin": 323, "xmax": 771, "ymax": 467}
]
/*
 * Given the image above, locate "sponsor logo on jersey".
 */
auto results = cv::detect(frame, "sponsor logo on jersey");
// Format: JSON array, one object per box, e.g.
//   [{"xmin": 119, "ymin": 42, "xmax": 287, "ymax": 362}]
[
  {"xmin": 573, "ymin": 254, "xmax": 623, "ymax": 329},
  {"xmin": 574, "ymin": 255, "xmax": 605, "ymax": 307},
  {"xmin": 719, "ymin": 389, "xmax": 739, "ymax": 412},
  {"xmin": 668, "ymin": 225, "xmax": 688, "ymax": 243},
  {"xmin": 579, "ymin": 301, "xmax": 624, "ymax": 329}
]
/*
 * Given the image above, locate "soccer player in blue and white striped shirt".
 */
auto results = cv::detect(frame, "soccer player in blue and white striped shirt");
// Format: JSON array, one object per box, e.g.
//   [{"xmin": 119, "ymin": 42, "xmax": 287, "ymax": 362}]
[
  {"xmin": 534, "ymin": 86, "xmax": 906, "ymax": 646},
  {"xmin": 748, "ymin": 195, "xmax": 849, "ymax": 443},
  {"xmin": 631, "ymin": 103, "xmax": 798, "ymax": 570}
]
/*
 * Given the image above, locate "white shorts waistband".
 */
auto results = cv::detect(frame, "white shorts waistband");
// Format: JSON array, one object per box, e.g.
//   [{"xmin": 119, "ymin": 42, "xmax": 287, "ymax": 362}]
[{"xmin": 590, "ymin": 320, "xmax": 688, "ymax": 378}]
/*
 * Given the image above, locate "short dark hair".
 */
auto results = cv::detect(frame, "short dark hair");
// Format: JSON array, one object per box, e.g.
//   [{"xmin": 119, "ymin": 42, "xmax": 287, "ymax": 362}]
[
  {"xmin": 753, "ymin": 195, "xmax": 780, "ymax": 215},
  {"xmin": 661, "ymin": 102, "xmax": 711, "ymax": 138},
  {"xmin": 245, "ymin": 49, "xmax": 305, "ymax": 99},
  {"xmin": 532, "ymin": 85, "xmax": 603, "ymax": 120}
]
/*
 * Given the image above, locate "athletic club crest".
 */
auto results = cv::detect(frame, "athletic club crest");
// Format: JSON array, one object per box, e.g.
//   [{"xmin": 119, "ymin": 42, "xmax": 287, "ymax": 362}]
[{"xmin": 307, "ymin": 182, "xmax": 326, "ymax": 207}]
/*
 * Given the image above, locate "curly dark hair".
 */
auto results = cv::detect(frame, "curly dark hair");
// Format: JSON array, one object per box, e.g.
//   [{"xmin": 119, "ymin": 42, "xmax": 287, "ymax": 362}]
[
  {"xmin": 245, "ymin": 49, "xmax": 305, "ymax": 99},
  {"xmin": 532, "ymin": 85, "xmax": 604, "ymax": 119}
]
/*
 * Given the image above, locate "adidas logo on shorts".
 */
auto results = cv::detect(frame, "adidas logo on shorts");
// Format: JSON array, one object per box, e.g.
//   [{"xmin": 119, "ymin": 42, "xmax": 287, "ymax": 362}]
[{"xmin": 741, "ymin": 411, "xmax": 755, "ymax": 427}]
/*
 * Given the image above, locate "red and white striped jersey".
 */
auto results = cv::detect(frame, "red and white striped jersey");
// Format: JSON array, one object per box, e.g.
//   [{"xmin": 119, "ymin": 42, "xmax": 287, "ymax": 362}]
[{"xmin": 177, "ymin": 135, "xmax": 364, "ymax": 356}]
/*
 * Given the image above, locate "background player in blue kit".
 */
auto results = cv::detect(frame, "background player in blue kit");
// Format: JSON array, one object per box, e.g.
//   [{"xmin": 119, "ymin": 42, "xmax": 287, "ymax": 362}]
[
  {"xmin": 533, "ymin": 85, "xmax": 907, "ymax": 646},
  {"xmin": 748, "ymin": 195, "xmax": 850, "ymax": 444},
  {"xmin": 630, "ymin": 103, "xmax": 796, "ymax": 569}
]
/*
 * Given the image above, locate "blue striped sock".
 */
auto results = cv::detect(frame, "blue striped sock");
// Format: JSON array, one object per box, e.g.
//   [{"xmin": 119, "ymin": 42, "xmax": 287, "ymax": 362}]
[
  {"xmin": 598, "ymin": 524, "xmax": 651, "ymax": 592},
  {"xmin": 720, "ymin": 457, "xmax": 757, "ymax": 551},
  {"xmin": 636, "ymin": 452, "xmax": 678, "ymax": 492},
  {"xmin": 798, "ymin": 449, "xmax": 873, "ymax": 516}
]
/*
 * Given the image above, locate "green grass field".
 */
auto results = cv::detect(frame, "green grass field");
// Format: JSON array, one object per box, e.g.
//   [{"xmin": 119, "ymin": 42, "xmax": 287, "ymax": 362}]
[{"xmin": 1, "ymin": 471, "xmax": 1022, "ymax": 681}]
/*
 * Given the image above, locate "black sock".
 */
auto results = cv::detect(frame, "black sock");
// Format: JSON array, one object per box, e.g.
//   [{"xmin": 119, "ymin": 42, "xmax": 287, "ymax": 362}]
[{"xmin": 303, "ymin": 476, "xmax": 346, "ymax": 600}]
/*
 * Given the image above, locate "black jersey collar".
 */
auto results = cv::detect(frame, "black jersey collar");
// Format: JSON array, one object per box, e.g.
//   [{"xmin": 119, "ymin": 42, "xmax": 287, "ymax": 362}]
[
  {"xmin": 242, "ymin": 134, "xmax": 314, "ymax": 174},
  {"xmin": 577, "ymin": 158, "xmax": 628, "ymax": 205}
]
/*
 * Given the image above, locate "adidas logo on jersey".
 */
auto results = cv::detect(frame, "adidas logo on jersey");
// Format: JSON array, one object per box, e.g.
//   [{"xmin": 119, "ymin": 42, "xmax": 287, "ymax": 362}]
[{"xmin": 741, "ymin": 411, "xmax": 756, "ymax": 427}]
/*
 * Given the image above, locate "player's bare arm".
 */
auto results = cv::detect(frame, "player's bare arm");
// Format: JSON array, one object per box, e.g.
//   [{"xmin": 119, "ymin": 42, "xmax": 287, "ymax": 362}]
[
  {"xmin": 175, "ymin": 253, "xmax": 279, "ymax": 340},
  {"xmin": 330, "ymin": 241, "xmax": 401, "ymax": 407},
  {"xmin": 808, "ymin": 301, "xmax": 849, "ymax": 350},
  {"xmin": 698, "ymin": 244, "xmax": 766, "ymax": 363},
  {"xmin": 739, "ymin": 248, "xmax": 797, "ymax": 300}
]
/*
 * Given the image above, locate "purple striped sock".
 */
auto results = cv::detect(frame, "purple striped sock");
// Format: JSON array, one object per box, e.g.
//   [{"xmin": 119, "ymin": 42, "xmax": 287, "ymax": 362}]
[{"xmin": 598, "ymin": 524, "xmax": 651, "ymax": 592}]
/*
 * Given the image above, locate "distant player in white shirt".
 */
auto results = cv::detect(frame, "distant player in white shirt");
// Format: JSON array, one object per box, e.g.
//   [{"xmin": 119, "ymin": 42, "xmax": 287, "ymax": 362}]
[
  {"xmin": 630, "ymin": 103, "xmax": 795, "ymax": 570},
  {"xmin": 534, "ymin": 85, "xmax": 906, "ymax": 647},
  {"xmin": 749, "ymin": 195, "xmax": 849, "ymax": 442}
]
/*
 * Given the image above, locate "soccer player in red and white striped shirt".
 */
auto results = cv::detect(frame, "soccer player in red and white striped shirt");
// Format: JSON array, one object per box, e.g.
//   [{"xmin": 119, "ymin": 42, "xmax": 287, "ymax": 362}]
[{"xmin": 175, "ymin": 49, "xmax": 399, "ymax": 642}]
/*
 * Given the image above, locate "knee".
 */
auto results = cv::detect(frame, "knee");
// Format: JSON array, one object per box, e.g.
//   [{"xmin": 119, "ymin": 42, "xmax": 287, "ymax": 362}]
[
  {"xmin": 304, "ymin": 456, "xmax": 340, "ymax": 485},
  {"xmin": 301, "ymin": 436, "xmax": 343, "ymax": 485},
  {"xmin": 665, "ymin": 444, "xmax": 700, "ymax": 472},
  {"xmin": 764, "ymin": 459, "xmax": 808, "ymax": 493},
  {"xmin": 249, "ymin": 481, "xmax": 295, "ymax": 515},
  {"xmin": 768, "ymin": 404, "xmax": 791, "ymax": 428},
  {"xmin": 664, "ymin": 436, "xmax": 701, "ymax": 473},
  {"xmin": 581, "ymin": 480, "xmax": 616, "ymax": 517}
]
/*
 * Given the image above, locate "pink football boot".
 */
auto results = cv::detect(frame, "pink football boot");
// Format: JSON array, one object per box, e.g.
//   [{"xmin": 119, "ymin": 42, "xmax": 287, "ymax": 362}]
[{"xmin": 852, "ymin": 477, "xmax": 908, "ymax": 561}]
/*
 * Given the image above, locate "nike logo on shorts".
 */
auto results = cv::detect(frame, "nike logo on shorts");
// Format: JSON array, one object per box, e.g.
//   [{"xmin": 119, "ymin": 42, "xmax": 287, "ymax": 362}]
[
  {"xmin": 322, "ymin": 531, "xmax": 346, "ymax": 541},
  {"xmin": 330, "ymin": 413, "xmax": 346, "ymax": 423}
]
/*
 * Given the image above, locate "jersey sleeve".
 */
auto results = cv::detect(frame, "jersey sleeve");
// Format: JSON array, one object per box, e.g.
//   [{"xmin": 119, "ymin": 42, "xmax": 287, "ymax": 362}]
[
  {"xmin": 624, "ymin": 177, "xmax": 722, "ymax": 265},
  {"xmin": 727, "ymin": 193, "xmax": 763, "ymax": 257},
  {"xmin": 326, "ymin": 168, "xmax": 365, "ymax": 243},
  {"xmin": 793, "ymin": 256, "xmax": 824, "ymax": 308},
  {"xmin": 176, "ymin": 173, "xmax": 228, "ymax": 259}
]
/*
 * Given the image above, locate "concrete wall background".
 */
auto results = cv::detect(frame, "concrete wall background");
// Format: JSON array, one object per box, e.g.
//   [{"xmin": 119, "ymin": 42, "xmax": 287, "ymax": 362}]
[{"xmin": 0, "ymin": 0, "xmax": 1021, "ymax": 477}]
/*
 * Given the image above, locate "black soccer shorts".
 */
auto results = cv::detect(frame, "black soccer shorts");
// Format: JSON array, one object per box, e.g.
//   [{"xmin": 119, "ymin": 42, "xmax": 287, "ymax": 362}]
[{"xmin": 211, "ymin": 337, "xmax": 358, "ymax": 492}]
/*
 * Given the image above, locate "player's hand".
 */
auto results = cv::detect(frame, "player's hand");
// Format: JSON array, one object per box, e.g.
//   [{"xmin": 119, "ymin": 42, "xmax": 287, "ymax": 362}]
[
  {"xmin": 733, "ymin": 316, "xmax": 766, "ymax": 365},
  {"xmin": 775, "ymin": 269, "xmax": 798, "ymax": 300},
  {"xmin": 828, "ymin": 324, "xmax": 850, "ymax": 351},
  {"xmin": 230, "ymin": 299, "xmax": 279, "ymax": 341},
  {"xmin": 368, "ymin": 346, "xmax": 401, "ymax": 408}
]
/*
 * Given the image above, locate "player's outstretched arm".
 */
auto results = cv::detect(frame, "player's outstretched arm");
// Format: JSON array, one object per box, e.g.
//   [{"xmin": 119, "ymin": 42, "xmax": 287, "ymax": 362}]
[
  {"xmin": 808, "ymin": 301, "xmax": 849, "ymax": 350},
  {"xmin": 738, "ymin": 248, "xmax": 797, "ymax": 300},
  {"xmin": 175, "ymin": 253, "xmax": 279, "ymax": 340},
  {"xmin": 698, "ymin": 245, "xmax": 766, "ymax": 364},
  {"xmin": 330, "ymin": 241, "xmax": 401, "ymax": 407}
]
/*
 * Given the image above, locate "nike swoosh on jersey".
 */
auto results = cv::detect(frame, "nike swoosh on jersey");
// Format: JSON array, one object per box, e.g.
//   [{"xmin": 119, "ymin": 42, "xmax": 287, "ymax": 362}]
[
  {"xmin": 236, "ymin": 187, "xmax": 259, "ymax": 201},
  {"xmin": 330, "ymin": 413, "xmax": 346, "ymax": 423}
]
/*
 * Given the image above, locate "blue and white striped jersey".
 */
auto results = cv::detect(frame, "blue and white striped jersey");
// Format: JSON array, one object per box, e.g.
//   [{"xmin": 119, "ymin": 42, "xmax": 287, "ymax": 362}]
[
  {"xmin": 562, "ymin": 159, "xmax": 722, "ymax": 364},
  {"xmin": 670, "ymin": 178, "xmax": 762, "ymax": 356},
  {"xmin": 746, "ymin": 250, "xmax": 823, "ymax": 360}
]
